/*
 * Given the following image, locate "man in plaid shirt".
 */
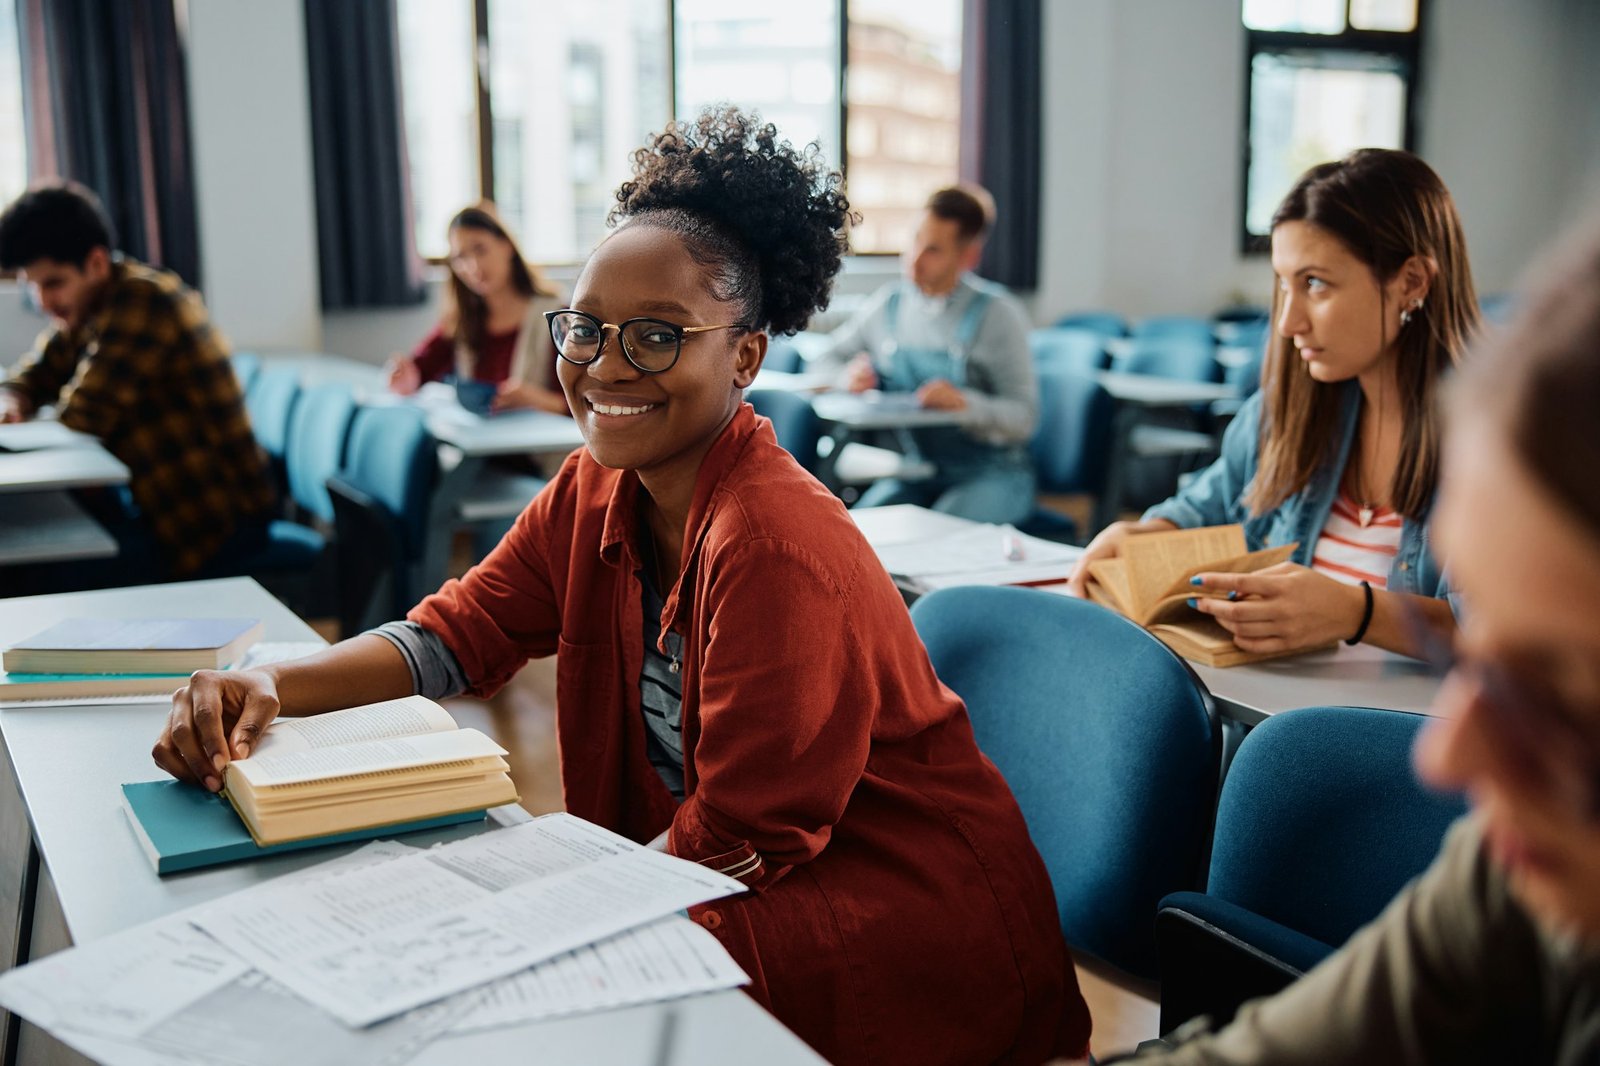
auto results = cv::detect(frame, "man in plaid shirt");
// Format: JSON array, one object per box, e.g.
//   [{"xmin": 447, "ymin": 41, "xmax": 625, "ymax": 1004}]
[{"xmin": 0, "ymin": 182, "xmax": 274, "ymax": 583}]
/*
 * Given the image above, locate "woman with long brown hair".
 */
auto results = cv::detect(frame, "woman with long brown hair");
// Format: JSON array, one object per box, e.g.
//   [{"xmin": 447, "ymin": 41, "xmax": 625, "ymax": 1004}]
[
  {"xmin": 386, "ymin": 203, "xmax": 569, "ymax": 414},
  {"xmin": 1067, "ymin": 149, "xmax": 1477, "ymax": 657}
]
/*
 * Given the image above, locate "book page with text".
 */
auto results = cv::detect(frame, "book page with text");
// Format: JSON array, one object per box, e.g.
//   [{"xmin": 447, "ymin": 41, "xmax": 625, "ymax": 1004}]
[{"xmin": 249, "ymin": 696, "xmax": 458, "ymax": 759}]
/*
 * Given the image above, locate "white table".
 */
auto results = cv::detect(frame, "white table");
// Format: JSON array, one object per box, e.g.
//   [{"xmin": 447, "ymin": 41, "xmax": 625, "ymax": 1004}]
[
  {"xmin": 851, "ymin": 504, "xmax": 1444, "ymax": 726},
  {"xmin": 809, "ymin": 391, "xmax": 968, "ymax": 493},
  {"xmin": 0, "ymin": 491, "xmax": 117, "ymax": 565},
  {"xmin": 1090, "ymin": 372, "xmax": 1239, "ymax": 533},
  {"xmin": 0, "ymin": 578, "xmax": 822, "ymax": 1066},
  {"xmin": 0, "ymin": 442, "xmax": 129, "ymax": 494}
]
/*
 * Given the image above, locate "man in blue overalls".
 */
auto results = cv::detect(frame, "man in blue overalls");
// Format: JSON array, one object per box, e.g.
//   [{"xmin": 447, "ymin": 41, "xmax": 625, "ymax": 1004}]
[{"xmin": 815, "ymin": 185, "xmax": 1038, "ymax": 524}]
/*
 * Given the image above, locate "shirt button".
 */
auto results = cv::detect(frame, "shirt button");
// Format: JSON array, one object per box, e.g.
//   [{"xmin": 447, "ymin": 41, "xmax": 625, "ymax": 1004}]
[
  {"xmin": 701, "ymin": 910, "xmax": 723, "ymax": 930},
  {"xmin": 1399, "ymin": 562, "xmax": 1410, "ymax": 571}
]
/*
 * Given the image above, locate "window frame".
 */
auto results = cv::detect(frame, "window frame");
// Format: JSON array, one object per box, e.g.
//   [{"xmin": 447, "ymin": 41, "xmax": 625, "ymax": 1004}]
[
  {"xmin": 426, "ymin": 0, "xmax": 955, "ymax": 265},
  {"xmin": 1238, "ymin": 0, "xmax": 1427, "ymax": 254}
]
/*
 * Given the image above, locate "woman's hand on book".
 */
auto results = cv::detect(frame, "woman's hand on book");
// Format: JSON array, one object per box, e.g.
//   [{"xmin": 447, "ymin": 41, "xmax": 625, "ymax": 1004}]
[
  {"xmin": 1065, "ymin": 519, "xmax": 1178, "ymax": 597},
  {"xmin": 153, "ymin": 670, "xmax": 284, "ymax": 792},
  {"xmin": 1188, "ymin": 563, "xmax": 1366, "ymax": 654}
]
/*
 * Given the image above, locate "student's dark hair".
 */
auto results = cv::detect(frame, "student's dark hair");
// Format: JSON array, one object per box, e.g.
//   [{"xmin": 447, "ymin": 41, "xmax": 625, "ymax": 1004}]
[
  {"xmin": 441, "ymin": 202, "xmax": 557, "ymax": 366},
  {"xmin": 1250, "ymin": 148, "xmax": 1479, "ymax": 522},
  {"xmin": 1460, "ymin": 207, "xmax": 1600, "ymax": 540},
  {"xmin": 0, "ymin": 181, "xmax": 115, "ymax": 270},
  {"xmin": 925, "ymin": 184, "xmax": 995, "ymax": 243},
  {"xmin": 609, "ymin": 106, "xmax": 853, "ymax": 336}
]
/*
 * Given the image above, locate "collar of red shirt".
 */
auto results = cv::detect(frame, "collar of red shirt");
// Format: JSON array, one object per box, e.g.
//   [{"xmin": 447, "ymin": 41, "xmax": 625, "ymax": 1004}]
[{"xmin": 596, "ymin": 401, "xmax": 761, "ymax": 630}]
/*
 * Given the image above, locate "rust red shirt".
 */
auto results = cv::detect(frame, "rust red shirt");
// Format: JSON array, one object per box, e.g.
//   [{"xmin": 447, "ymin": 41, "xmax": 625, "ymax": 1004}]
[{"xmin": 409, "ymin": 403, "xmax": 1090, "ymax": 1064}]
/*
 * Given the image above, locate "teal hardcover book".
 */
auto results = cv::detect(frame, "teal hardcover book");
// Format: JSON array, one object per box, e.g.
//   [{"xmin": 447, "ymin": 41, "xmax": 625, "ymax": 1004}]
[{"xmin": 119, "ymin": 780, "xmax": 487, "ymax": 875}]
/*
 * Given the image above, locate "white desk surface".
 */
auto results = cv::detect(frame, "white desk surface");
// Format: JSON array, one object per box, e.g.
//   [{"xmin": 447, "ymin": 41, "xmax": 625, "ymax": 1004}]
[
  {"xmin": 810, "ymin": 391, "xmax": 969, "ymax": 430},
  {"xmin": 0, "ymin": 441, "xmax": 129, "ymax": 493},
  {"xmin": 0, "ymin": 491, "xmax": 116, "ymax": 564},
  {"xmin": 258, "ymin": 350, "xmax": 387, "ymax": 391},
  {"xmin": 851, "ymin": 505, "xmax": 1444, "ymax": 723},
  {"xmin": 0, "ymin": 578, "xmax": 823, "ymax": 1066},
  {"xmin": 426, "ymin": 406, "xmax": 586, "ymax": 457},
  {"xmin": 1094, "ymin": 371, "xmax": 1238, "ymax": 407},
  {"xmin": 749, "ymin": 369, "xmax": 833, "ymax": 393},
  {"xmin": 849, "ymin": 503, "xmax": 983, "ymax": 547}
]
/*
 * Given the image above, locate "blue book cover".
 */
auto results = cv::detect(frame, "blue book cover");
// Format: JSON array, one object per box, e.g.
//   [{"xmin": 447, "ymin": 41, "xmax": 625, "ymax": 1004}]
[
  {"xmin": 120, "ymin": 780, "xmax": 487, "ymax": 876},
  {"xmin": 5, "ymin": 618, "xmax": 264, "ymax": 675}
]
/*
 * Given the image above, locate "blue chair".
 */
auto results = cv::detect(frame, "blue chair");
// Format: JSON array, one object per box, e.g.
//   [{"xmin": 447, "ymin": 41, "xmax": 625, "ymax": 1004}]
[
  {"xmin": 328, "ymin": 406, "xmax": 438, "ymax": 635},
  {"xmin": 231, "ymin": 351, "xmax": 262, "ymax": 394},
  {"xmin": 1220, "ymin": 317, "xmax": 1271, "ymax": 400},
  {"xmin": 1131, "ymin": 315, "xmax": 1216, "ymax": 344},
  {"xmin": 284, "ymin": 383, "xmax": 357, "ymax": 524},
  {"xmin": 1157, "ymin": 706, "xmax": 1468, "ymax": 1032},
  {"xmin": 763, "ymin": 337, "xmax": 803, "ymax": 374},
  {"xmin": 1018, "ymin": 366, "xmax": 1116, "ymax": 543},
  {"xmin": 911, "ymin": 587, "xmax": 1219, "ymax": 980},
  {"xmin": 1112, "ymin": 334, "xmax": 1220, "ymax": 383},
  {"xmin": 1054, "ymin": 311, "xmax": 1128, "ymax": 338},
  {"xmin": 244, "ymin": 366, "xmax": 301, "ymax": 494},
  {"xmin": 747, "ymin": 389, "xmax": 822, "ymax": 473},
  {"xmin": 1029, "ymin": 327, "xmax": 1108, "ymax": 375}
]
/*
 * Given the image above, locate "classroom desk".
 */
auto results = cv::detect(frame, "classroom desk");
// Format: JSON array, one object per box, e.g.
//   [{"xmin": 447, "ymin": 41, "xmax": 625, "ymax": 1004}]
[
  {"xmin": 809, "ymin": 391, "xmax": 968, "ymax": 492},
  {"xmin": 851, "ymin": 504, "xmax": 1445, "ymax": 726},
  {"xmin": 0, "ymin": 491, "xmax": 117, "ymax": 566},
  {"xmin": 0, "ymin": 441, "xmax": 129, "ymax": 494},
  {"xmin": 0, "ymin": 578, "xmax": 822, "ymax": 1066},
  {"xmin": 1090, "ymin": 372, "xmax": 1238, "ymax": 533}
]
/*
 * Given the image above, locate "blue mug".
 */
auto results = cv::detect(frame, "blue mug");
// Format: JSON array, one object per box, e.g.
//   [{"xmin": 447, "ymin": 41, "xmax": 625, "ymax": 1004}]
[{"xmin": 454, "ymin": 378, "xmax": 497, "ymax": 416}]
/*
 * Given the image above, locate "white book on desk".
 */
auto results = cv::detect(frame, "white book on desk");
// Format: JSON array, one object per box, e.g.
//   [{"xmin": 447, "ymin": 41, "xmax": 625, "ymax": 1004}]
[{"xmin": 870, "ymin": 523, "xmax": 1082, "ymax": 594}]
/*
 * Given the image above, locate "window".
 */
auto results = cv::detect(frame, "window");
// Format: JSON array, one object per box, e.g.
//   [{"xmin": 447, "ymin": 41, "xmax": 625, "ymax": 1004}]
[
  {"xmin": 1240, "ymin": 0, "xmax": 1421, "ymax": 250},
  {"xmin": 0, "ymin": 0, "xmax": 27, "ymax": 210},
  {"xmin": 395, "ymin": 1, "xmax": 964, "ymax": 263}
]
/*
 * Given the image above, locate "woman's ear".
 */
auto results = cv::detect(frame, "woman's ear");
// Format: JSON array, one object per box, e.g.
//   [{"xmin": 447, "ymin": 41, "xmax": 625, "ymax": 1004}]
[
  {"xmin": 1393, "ymin": 254, "xmax": 1438, "ymax": 307},
  {"xmin": 732, "ymin": 330, "xmax": 767, "ymax": 389}
]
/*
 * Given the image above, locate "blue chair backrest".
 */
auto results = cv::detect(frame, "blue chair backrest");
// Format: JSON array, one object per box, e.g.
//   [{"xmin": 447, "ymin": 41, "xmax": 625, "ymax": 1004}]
[
  {"xmin": 911, "ymin": 587, "xmax": 1218, "ymax": 979},
  {"xmin": 1223, "ymin": 318, "xmax": 1271, "ymax": 396},
  {"xmin": 245, "ymin": 366, "xmax": 301, "ymax": 462},
  {"xmin": 1030, "ymin": 365, "xmax": 1115, "ymax": 495},
  {"xmin": 747, "ymin": 389, "xmax": 821, "ymax": 473},
  {"xmin": 763, "ymin": 337, "xmax": 803, "ymax": 374},
  {"xmin": 339, "ymin": 406, "xmax": 437, "ymax": 561},
  {"xmin": 1206, "ymin": 706, "xmax": 1468, "ymax": 951},
  {"xmin": 1132, "ymin": 315, "xmax": 1216, "ymax": 343},
  {"xmin": 231, "ymin": 351, "xmax": 262, "ymax": 394},
  {"xmin": 1029, "ymin": 327, "xmax": 1107, "ymax": 375},
  {"xmin": 285, "ymin": 383, "xmax": 357, "ymax": 523},
  {"xmin": 1053, "ymin": 311, "xmax": 1128, "ymax": 338},
  {"xmin": 1114, "ymin": 334, "xmax": 1220, "ymax": 382}
]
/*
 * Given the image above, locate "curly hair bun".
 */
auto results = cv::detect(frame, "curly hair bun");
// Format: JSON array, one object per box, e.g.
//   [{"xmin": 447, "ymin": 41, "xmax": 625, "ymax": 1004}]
[{"xmin": 610, "ymin": 107, "xmax": 854, "ymax": 336}]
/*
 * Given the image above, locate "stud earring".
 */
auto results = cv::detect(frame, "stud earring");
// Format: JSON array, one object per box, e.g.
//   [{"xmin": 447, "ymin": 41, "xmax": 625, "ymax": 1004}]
[{"xmin": 1400, "ymin": 298, "xmax": 1423, "ymax": 326}]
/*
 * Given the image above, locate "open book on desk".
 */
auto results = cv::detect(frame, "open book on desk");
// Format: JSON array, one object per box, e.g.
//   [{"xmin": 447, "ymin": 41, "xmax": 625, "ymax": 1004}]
[
  {"xmin": 870, "ymin": 523, "xmax": 1083, "ymax": 596},
  {"xmin": 1083, "ymin": 523, "xmax": 1311, "ymax": 667}
]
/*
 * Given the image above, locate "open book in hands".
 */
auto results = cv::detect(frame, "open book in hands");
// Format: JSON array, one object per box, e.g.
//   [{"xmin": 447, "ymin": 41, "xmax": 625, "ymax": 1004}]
[
  {"xmin": 222, "ymin": 695, "xmax": 519, "ymax": 847},
  {"xmin": 1084, "ymin": 524, "xmax": 1302, "ymax": 667}
]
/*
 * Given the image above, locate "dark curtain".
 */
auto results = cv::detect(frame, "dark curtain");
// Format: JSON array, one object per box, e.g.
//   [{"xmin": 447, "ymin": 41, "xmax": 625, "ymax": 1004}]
[
  {"xmin": 18, "ymin": 0, "xmax": 201, "ymax": 286},
  {"xmin": 303, "ymin": 0, "xmax": 424, "ymax": 310},
  {"xmin": 960, "ymin": 0, "xmax": 1042, "ymax": 291}
]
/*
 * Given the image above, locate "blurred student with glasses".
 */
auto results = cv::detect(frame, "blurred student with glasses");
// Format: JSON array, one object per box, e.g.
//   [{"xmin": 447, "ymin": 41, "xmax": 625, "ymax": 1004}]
[
  {"xmin": 1068, "ymin": 150, "xmax": 1476, "ymax": 660},
  {"xmin": 154, "ymin": 110, "xmax": 1091, "ymax": 1065},
  {"xmin": 813, "ymin": 184, "xmax": 1039, "ymax": 524},
  {"xmin": 1091, "ymin": 209, "xmax": 1600, "ymax": 1064},
  {"xmin": 385, "ymin": 203, "xmax": 568, "ymax": 416}
]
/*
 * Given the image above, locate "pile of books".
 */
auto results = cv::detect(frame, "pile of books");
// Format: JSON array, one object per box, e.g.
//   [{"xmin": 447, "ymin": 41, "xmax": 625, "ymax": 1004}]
[{"xmin": 0, "ymin": 617, "xmax": 264, "ymax": 702}]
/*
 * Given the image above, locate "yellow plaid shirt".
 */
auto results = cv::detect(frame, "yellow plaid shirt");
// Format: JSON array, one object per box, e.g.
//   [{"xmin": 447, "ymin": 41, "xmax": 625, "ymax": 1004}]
[{"xmin": 3, "ymin": 259, "xmax": 274, "ymax": 576}]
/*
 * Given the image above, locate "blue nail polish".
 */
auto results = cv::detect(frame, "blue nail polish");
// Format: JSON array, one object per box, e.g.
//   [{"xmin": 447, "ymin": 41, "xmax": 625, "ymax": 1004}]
[
  {"xmin": 1189, "ymin": 576, "xmax": 1203, "ymax": 586},
  {"xmin": 1186, "ymin": 598, "xmax": 1197, "ymax": 609},
  {"xmin": 1228, "ymin": 590, "xmax": 1239, "ymax": 601}
]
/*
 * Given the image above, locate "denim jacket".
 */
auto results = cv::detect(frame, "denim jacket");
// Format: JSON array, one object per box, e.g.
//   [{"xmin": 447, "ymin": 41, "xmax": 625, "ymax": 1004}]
[{"xmin": 1143, "ymin": 383, "xmax": 1449, "ymax": 600}]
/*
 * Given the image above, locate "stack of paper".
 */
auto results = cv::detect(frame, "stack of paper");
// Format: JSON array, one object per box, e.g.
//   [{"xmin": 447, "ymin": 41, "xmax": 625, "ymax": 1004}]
[
  {"xmin": 0, "ymin": 815, "xmax": 752, "ymax": 1065},
  {"xmin": 869, "ymin": 523, "xmax": 1083, "ymax": 594}
]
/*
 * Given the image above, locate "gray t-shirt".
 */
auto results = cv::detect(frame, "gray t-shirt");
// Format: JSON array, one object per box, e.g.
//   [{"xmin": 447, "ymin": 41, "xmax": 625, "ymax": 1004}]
[{"xmin": 812, "ymin": 274, "xmax": 1038, "ymax": 447}]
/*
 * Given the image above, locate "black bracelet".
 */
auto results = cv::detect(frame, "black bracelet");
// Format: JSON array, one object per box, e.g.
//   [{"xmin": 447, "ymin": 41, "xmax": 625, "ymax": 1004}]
[{"xmin": 1346, "ymin": 580, "xmax": 1375, "ymax": 646}]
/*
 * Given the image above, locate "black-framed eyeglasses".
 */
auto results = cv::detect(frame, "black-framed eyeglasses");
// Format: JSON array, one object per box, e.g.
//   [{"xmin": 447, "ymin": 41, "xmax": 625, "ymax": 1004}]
[
  {"xmin": 1407, "ymin": 603, "xmax": 1600, "ymax": 821},
  {"xmin": 545, "ymin": 309, "xmax": 742, "ymax": 375}
]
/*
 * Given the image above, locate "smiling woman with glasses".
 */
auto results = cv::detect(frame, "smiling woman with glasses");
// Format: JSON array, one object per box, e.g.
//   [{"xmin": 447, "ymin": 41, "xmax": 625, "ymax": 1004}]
[
  {"xmin": 1112, "ymin": 210, "xmax": 1600, "ymax": 1065},
  {"xmin": 152, "ymin": 107, "xmax": 1090, "ymax": 1066}
]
